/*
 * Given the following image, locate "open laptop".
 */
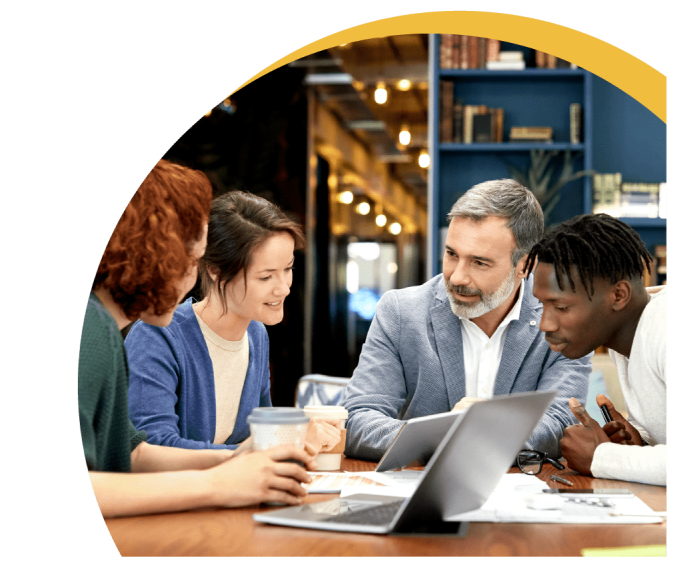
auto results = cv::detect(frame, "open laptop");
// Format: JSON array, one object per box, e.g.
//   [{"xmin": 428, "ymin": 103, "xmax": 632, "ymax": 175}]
[
  {"xmin": 253, "ymin": 390, "xmax": 557, "ymax": 534},
  {"xmin": 375, "ymin": 410, "xmax": 464, "ymax": 472}
]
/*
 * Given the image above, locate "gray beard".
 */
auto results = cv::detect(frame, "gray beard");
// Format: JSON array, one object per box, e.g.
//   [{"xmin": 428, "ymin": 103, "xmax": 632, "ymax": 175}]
[{"xmin": 444, "ymin": 266, "xmax": 518, "ymax": 319}]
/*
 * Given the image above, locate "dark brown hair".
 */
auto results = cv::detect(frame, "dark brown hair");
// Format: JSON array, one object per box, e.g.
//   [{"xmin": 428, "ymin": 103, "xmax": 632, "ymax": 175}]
[
  {"xmin": 200, "ymin": 191, "xmax": 305, "ymax": 313},
  {"xmin": 94, "ymin": 159, "xmax": 212, "ymax": 319}
]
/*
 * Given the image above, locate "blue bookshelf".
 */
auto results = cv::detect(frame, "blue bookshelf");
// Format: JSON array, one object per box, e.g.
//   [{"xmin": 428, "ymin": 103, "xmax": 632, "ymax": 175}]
[{"xmin": 427, "ymin": 34, "xmax": 666, "ymax": 279}]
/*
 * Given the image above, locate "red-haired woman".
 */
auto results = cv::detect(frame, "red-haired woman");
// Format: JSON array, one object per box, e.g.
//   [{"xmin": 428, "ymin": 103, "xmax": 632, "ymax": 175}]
[{"xmin": 80, "ymin": 160, "xmax": 314, "ymax": 518}]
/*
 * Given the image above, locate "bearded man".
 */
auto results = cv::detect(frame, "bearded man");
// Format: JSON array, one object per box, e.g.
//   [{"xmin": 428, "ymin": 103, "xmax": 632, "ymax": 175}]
[{"xmin": 342, "ymin": 179, "xmax": 591, "ymax": 460}]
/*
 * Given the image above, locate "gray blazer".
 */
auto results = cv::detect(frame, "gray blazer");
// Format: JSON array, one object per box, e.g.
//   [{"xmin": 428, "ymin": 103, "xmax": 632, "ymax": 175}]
[{"xmin": 342, "ymin": 275, "xmax": 591, "ymax": 460}]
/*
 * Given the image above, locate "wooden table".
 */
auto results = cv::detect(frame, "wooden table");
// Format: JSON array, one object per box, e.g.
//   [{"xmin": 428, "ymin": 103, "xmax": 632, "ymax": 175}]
[{"xmin": 105, "ymin": 458, "xmax": 666, "ymax": 556}]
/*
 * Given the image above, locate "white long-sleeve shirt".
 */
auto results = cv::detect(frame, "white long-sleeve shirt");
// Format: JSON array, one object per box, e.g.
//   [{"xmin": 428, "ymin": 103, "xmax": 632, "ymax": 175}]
[{"xmin": 591, "ymin": 289, "xmax": 666, "ymax": 485}]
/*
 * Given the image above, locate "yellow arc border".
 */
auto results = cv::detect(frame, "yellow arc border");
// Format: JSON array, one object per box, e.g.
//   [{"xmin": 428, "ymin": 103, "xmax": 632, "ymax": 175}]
[{"xmin": 234, "ymin": 11, "xmax": 666, "ymax": 123}]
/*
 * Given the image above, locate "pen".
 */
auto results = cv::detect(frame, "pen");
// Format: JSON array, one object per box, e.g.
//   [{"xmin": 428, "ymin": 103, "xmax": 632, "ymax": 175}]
[
  {"xmin": 600, "ymin": 404, "xmax": 613, "ymax": 424},
  {"xmin": 550, "ymin": 475, "xmax": 573, "ymax": 486}
]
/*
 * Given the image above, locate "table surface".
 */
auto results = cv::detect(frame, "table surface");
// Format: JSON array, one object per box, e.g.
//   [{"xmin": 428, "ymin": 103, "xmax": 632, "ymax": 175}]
[{"xmin": 105, "ymin": 458, "xmax": 666, "ymax": 556}]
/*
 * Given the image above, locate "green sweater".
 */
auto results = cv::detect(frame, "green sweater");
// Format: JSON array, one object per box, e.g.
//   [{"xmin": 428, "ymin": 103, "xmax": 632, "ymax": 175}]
[{"xmin": 79, "ymin": 292, "xmax": 147, "ymax": 472}]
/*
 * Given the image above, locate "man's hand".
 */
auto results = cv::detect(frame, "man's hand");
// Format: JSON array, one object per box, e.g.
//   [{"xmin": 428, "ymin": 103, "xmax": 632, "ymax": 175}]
[
  {"xmin": 596, "ymin": 394, "xmax": 644, "ymax": 446},
  {"xmin": 560, "ymin": 398, "xmax": 611, "ymax": 476},
  {"xmin": 305, "ymin": 418, "xmax": 341, "ymax": 453},
  {"xmin": 451, "ymin": 397, "xmax": 485, "ymax": 413}
]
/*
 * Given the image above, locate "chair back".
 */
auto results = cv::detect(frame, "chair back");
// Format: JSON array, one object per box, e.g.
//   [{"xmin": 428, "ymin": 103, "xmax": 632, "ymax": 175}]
[{"xmin": 294, "ymin": 374, "xmax": 350, "ymax": 408}]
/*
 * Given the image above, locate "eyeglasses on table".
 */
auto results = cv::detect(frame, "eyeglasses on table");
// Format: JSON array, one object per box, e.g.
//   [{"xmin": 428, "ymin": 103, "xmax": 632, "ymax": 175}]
[{"xmin": 517, "ymin": 449, "xmax": 565, "ymax": 475}]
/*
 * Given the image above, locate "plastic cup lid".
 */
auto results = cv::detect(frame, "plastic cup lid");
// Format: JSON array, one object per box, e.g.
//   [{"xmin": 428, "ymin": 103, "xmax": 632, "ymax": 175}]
[{"xmin": 247, "ymin": 407, "xmax": 309, "ymax": 425}]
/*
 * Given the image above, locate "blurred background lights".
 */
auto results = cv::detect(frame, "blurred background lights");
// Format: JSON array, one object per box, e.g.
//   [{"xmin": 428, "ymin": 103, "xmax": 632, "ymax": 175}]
[
  {"xmin": 374, "ymin": 82, "xmax": 388, "ymax": 104},
  {"xmin": 397, "ymin": 79, "xmax": 412, "ymax": 91},
  {"xmin": 338, "ymin": 190, "xmax": 354, "ymax": 204},
  {"xmin": 389, "ymin": 222, "xmax": 402, "ymax": 235},
  {"xmin": 346, "ymin": 260, "xmax": 359, "ymax": 294},
  {"xmin": 347, "ymin": 242, "xmax": 380, "ymax": 261},
  {"xmin": 355, "ymin": 202, "xmax": 371, "ymax": 215},
  {"xmin": 348, "ymin": 288, "xmax": 380, "ymax": 321},
  {"xmin": 387, "ymin": 262, "xmax": 398, "ymax": 274},
  {"xmin": 398, "ymin": 125, "xmax": 411, "ymax": 146},
  {"xmin": 418, "ymin": 150, "xmax": 430, "ymax": 168},
  {"xmin": 375, "ymin": 214, "xmax": 387, "ymax": 227}
]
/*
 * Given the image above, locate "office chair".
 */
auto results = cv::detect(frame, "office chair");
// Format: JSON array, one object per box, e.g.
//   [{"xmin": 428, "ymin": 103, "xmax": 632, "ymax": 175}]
[{"xmin": 294, "ymin": 374, "xmax": 350, "ymax": 408}]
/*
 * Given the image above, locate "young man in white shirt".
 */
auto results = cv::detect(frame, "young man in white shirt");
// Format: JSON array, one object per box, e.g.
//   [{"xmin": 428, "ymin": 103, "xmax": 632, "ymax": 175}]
[{"xmin": 527, "ymin": 213, "xmax": 666, "ymax": 486}]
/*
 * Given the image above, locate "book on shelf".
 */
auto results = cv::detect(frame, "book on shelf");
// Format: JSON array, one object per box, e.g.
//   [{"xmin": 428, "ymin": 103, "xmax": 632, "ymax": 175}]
[
  {"xmin": 619, "ymin": 182, "xmax": 660, "ymax": 218},
  {"xmin": 486, "ymin": 60, "xmax": 526, "ymax": 70},
  {"xmin": 593, "ymin": 173, "xmax": 622, "ymax": 215},
  {"xmin": 439, "ymin": 35, "xmax": 501, "ymax": 70},
  {"xmin": 570, "ymin": 103, "xmax": 582, "ymax": 144},
  {"xmin": 533, "ymin": 49, "xmax": 577, "ymax": 69},
  {"xmin": 437, "ymin": 68, "xmax": 507, "ymax": 144},
  {"xmin": 509, "ymin": 126, "xmax": 553, "ymax": 142},
  {"xmin": 593, "ymin": 175, "xmax": 664, "ymax": 218}
]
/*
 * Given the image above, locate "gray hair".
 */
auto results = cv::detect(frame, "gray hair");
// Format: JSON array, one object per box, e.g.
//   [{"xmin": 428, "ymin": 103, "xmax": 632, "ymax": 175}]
[{"xmin": 447, "ymin": 179, "xmax": 544, "ymax": 266}]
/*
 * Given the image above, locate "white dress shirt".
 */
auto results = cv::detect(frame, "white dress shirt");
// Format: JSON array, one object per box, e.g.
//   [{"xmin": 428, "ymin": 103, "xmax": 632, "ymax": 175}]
[{"xmin": 459, "ymin": 280, "xmax": 525, "ymax": 399}]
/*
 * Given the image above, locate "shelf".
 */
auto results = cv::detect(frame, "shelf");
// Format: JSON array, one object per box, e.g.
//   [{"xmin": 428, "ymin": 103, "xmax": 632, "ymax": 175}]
[
  {"xmin": 618, "ymin": 217, "xmax": 666, "ymax": 229},
  {"xmin": 439, "ymin": 142, "xmax": 585, "ymax": 152},
  {"xmin": 438, "ymin": 69, "xmax": 586, "ymax": 79}
]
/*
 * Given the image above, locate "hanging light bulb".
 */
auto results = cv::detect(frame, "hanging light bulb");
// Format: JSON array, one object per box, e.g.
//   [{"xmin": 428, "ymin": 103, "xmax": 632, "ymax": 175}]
[
  {"xmin": 399, "ymin": 124, "xmax": 411, "ymax": 146},
  {"xmin": 389, "ymin": 222, "xmax": 402, "ymax": 235},
  {"xmin": 375, "ymin": 214, "xmax": 387, "ymax": 227},
  {"xmin": 374, "ymin": 82, "xmax": 388, "ymax": 105},
  {"xmin": 418, "ymin": 150, "xmax": 430, "ymax": 169},
  {"xmin": 338, "ymin": 190, "xmax": 354, "ymax": 204},
  {"xmin": 355, "ymin": 202, "xmax": 371, "ymax": 215},
  {"xmin": 397, "ymin": 78, "xmax": 412, "ymax": 91}
]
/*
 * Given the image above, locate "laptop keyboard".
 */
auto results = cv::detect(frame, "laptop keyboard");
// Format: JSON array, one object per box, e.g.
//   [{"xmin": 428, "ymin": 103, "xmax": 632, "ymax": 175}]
[{"xmin": 320, "ymin": 499, "xmax": 406, "ymax": 526}]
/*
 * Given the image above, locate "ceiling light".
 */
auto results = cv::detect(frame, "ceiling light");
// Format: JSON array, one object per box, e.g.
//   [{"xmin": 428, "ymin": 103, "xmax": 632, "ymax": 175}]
[
  {"xmin": 356, "ymin": 202, "xmax": 371, "ymax": 215},
  {"xmin": 375, "ymin": 214, "xmax": 387, "ymax": 227},
  {"xmin": 397, "ymin": 79, "xmax": 412, "ymax": 91},
  {"xmin": 338, "ymin": 191, "xmax": 354, "ymax": 204},
  {"xmin": 389, "ymin": 222, "xmax": 402, "ymax": 235},
  {"xmin": 374, "ymin": 82, "xmax": 388, "ymax": 105},
  {"xmin": 399, "ymin": 125, "xmax": 411, "ymax": 146},
  {"xmin": 418, "ymin": 150, "xmax": 430, "ymax": 169}
]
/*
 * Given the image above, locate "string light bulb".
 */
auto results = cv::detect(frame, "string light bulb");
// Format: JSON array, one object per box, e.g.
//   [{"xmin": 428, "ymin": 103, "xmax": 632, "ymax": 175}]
[
  {"xmin": 397, "ymin": 79, "xmax": 412, "ymax": 91},
  {"xmin": 375, "ymin": 214, "xmax": 387, "ymax": 227},
  {"xmin": 355, "ymin": 202, "xmax": 371, "ymax": 215},
  {"xmin": 399, "ymin": 124, "xmax": 411, "ymax": 146},
  {"xmin": 338, "ymin": 190, "xmax": 354, "ymax": 204},
  {"xmin": 389, "ymin": 222, "xmax": 402, "ymax": 235},
  {"xmin": 418, "ymin": 150, "xmax": 430, "ymax": 168},
  {"xmin": 374, "ymin": 82, "xmax": 388, "ymax": 105}
]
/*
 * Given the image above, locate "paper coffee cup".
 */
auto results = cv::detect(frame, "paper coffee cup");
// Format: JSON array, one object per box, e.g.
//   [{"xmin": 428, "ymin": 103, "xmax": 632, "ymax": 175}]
[
  {"xmin": 247, "ymin": 408, "xmax": 310, "ymax": 506},
  {"xmin": 247, "ymin": 407, "xmax": 309, "ymax": 451},
  {"xmin": 303, "ymin": 405, "xmax": 348, "ymax": 471}
]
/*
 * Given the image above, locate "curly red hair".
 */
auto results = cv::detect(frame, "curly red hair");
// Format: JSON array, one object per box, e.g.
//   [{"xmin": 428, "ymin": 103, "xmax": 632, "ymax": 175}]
[{"xmin": 94, "ymin": 159, "xmax": 212, "ymax": 320}]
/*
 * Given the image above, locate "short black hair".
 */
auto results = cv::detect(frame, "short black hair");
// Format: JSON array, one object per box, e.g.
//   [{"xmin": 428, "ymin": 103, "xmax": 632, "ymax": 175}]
[{"xmin": 525, "ymin": 213, "xmax": 653, "ymax": 299}]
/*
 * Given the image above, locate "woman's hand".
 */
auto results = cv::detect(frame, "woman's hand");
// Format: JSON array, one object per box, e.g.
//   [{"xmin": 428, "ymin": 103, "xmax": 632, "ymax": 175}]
[{"xmin": 209, "ymin": 444, "xmax": 316, "ymax": 508}]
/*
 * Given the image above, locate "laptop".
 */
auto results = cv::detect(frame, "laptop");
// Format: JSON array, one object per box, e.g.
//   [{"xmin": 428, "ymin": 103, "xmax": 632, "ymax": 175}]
[
  {"xmin": 375, "ymin": 410, "xmax": 464, "ymax": 472},
  {"xmin": 253, "ymin": 390, "xmax": 557, "ymax": 535}
]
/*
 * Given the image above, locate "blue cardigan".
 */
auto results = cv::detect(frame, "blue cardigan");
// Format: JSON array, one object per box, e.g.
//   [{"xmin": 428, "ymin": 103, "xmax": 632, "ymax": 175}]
[{"xmin": 125, "ymin": 299, "xmax": 272, "ymax": 449}]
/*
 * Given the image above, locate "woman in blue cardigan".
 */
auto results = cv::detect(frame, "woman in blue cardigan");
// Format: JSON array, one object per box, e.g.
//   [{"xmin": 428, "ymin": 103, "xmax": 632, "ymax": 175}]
[{"xmin": 125, "ymin": 191, "xmax": 339, "ymax": 452}]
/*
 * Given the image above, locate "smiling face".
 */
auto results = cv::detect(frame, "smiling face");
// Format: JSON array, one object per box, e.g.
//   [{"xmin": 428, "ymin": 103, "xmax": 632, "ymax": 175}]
[
  {"xmin": 442, "ymin": 215, "xmax": 525, "ymax": 319},
  {"xmin": 532, "ymin": 261, "xmax": 616, "ymax": 359},
  {"xmin": 223, "ymin": 231, "xmax": 295, "ymax": 328}
]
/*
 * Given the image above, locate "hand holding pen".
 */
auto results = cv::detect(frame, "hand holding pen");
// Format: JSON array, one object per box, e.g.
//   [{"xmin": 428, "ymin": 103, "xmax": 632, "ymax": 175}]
[{"xmin": 596, "ymin": 394, "xmax": 644, "ymax": 446}]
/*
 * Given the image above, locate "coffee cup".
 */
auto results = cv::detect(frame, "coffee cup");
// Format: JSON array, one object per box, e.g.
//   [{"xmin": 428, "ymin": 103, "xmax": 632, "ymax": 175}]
[
  {"xmin": 246, "ymin": 407, "xmax": 310, "ymax": 506},
  {"xmin": 247, "ymin": 407, "xmax": 309, "ymax": 451},
  {"xmin": 302, "ymin": 405, "xmax": 349, "ymax": 470}
]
